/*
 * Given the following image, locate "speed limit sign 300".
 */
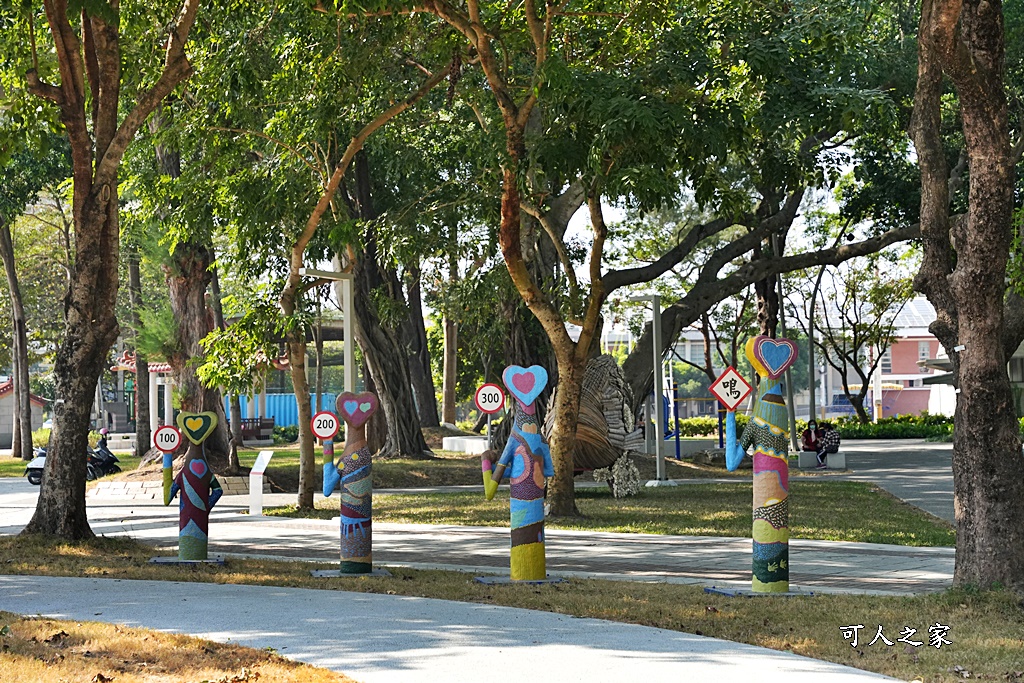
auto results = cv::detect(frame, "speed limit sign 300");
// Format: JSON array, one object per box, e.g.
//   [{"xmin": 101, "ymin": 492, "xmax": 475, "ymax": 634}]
[{"xmin": 474, "ymin": 383, "xmax": 505, "ymax": 414}]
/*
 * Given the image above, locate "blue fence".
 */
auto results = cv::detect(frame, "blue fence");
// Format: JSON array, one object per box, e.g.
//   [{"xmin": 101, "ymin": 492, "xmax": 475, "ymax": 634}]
[{"xmin": 224, "ymin": 393, "xmax": 338, "ymax": 428}]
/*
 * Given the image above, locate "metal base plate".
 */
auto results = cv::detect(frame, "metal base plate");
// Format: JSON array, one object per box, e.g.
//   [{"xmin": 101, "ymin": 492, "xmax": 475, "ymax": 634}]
[
  {"xmin": 310, "ymin": 569, "xmax": 393, "ymax": 578},
  {"xmin": 474, "ymin": 576, "xmax": 567, "ymax": 585},
  {"xmin": 704, "ymin": 586, "xmax": 815, "ymax": 597},
  {"xmin": 645, "ymin": 479, "xmax": 679, "ymax": 487},
  {"xmin": 149, "ymin": 556, "xmax": 225, "ymax": 566}
]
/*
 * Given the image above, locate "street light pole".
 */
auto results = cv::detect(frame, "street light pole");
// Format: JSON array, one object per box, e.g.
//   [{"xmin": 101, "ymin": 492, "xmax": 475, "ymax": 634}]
[{"xmin": 629, "ymin": 294, "xmax": 676, "ymax": 487}]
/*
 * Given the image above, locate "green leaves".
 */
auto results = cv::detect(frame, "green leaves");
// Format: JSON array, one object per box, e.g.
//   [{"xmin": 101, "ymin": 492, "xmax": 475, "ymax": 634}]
[{"xmin": 66, "ymin": 0, "xmax": 117, "ymax": 25}]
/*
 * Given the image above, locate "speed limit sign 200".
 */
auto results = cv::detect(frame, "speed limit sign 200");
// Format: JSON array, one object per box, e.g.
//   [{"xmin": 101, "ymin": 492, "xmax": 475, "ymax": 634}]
[
  {"xmin": 474, "ymin": 383, "xmax": 505, "ymax": 414},
  {"xmin": 311, "ymin": 411, "xmax": 341, "ymax": 441}
]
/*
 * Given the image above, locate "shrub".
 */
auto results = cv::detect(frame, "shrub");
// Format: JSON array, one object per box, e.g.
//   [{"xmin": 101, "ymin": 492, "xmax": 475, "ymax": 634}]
[
  {"xmin": 672, "ymin": 414, "xmax": 747, "ymax": 437},
  {"xmin": 673, "ymin": 412, "xmax": 955, "ymax": 440},
  {"xmin": 31, "ymin": 428, "xmax": 51, "ymax": 448},
  {"xmin": 273, "ymin": 425, "xmax": 299, "ymax": 444},
  {"xmin": 32, "ymin": 428, "xmax": 101, "ymax": 449}
]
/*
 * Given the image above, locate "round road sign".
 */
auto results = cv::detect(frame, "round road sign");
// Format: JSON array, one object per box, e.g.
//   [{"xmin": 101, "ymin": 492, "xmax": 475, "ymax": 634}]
[
  {"xmin": 154, "ymin": 425, "xmax": 182, "ymax": 453},
  {"xmin": 474, "ymin": 383, "xmax": 505, "ymax": 414},
  {"xmin": 311, "ymin": 410, "xmax": 341, "ymax": 440}
]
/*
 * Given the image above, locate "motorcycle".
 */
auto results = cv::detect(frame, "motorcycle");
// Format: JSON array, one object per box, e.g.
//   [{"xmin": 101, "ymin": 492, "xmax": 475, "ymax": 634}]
[
  {"xmin": 24, "ymin": 445, "xmax": 121, "ymax": 485},
  {"xmin": 87, "ymin": 446, "xmax": 121, "ymax": 480},
  {"xmin": 24, "ymin": 447, "xmax": 46, "ymax": 486}
]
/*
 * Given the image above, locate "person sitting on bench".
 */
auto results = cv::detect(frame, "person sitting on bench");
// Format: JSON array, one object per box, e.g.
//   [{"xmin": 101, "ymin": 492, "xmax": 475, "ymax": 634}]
[{"xmin": 816, "ymin": 422, "xmax": 841, "ymax": 469}]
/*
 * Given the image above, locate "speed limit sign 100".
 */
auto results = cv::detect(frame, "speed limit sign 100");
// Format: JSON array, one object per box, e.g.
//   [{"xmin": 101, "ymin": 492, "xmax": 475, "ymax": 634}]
[
  {"xmin": 474, "ymin": 383, "xmax": 505, "ymax": 414},
  {"xmin": 311, "ymin": 411, "xmax": 341, "ymax": 441},
  {"xmin": 153, "ymin": 425, "xmax": 182, "ymax": 453}
]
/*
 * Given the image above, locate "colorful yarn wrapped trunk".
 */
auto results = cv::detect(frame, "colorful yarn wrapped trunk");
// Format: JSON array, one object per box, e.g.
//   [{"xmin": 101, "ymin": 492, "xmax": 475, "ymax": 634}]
[
  {"xmin": 324, "ymin": 393, "xmax": 378, "ymax": 574},
  {"xmin": 483, "ymin": 366, "xmax": 554, "ymax": 581},
  {"xmin": 164, "ymin": 412, "xmax": 222, "ymax": 561},
  {"xmin": 725, "ymin": 337, "xmax": 797, "ymax": 593}
]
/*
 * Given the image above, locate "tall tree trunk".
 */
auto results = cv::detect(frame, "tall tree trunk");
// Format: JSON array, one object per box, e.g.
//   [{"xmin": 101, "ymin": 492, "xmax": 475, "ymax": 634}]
[
  {"xmin": 912, "ymin": 0, "xmax": 1024, "ymax": 589},
  {"xmin": 127, "ymin": 247, "xmax": 151, "ymax": 457},
  {"xmin": 229, "ymin": 394, "xmax": 244, "ymax": 455},
  {"xmin": 23, "ymin": 0, "xmax": 200, "ymax": 540},
  {"xmin": 23, "ymin": 167, "xmax": 121, "ymax": 540},
  {"xmin": 287, "ymin": 334, "xmax": 316, "ymax": 507},
  {"xmin": 403, "ymin": 262, "xmax": 440, "ymax": 428},
  {"xmin": 441, "ymin": 250, "xmax": 459, "ymax": 425},
  {"xmin": 347, "ymin": 153, "xmax": 430, "ymax": 458},
  {"xmin": 152, "ymin": 111, "xmax": 230, "ymax": 466},
  {"xmin": 208, "ymin": 263, "xmax": 239, "ymax": 472},
  {"xmin": 0, "ymin": 219, "xmax": 34, "ymax": 460},
  {"xmin": 163, "ymin": 242, "xmax": 230, "ymax": 467}
]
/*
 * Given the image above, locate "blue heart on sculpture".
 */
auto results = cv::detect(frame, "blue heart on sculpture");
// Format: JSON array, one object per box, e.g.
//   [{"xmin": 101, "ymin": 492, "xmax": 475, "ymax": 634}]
[
  {"xmin": 502, "ymin": 365, "xmax": 548, "ymax": 407},
  {"xmin": 753, "ymin": 337, "xmax": 798, "ymax": 379}
]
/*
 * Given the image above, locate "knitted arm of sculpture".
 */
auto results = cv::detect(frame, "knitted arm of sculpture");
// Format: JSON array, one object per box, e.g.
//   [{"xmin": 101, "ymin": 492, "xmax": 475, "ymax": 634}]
[
  {"xmin": 166, "ymin": 472, "xmax": 181, "ymax": 506},
  {"xmin": 323, "ymin": 459, "xmax": 341, "ymax": 498},
  {"xmin": 724, "ymin": 411, "xmax": 749, "ymax": 472},
  {"xmin": 483, "ymin": 433, "xmax": 519, "ymax": 500},
  {"xmin": 208, "ymin": 476, "xmax": 223, "ymax": 509}
]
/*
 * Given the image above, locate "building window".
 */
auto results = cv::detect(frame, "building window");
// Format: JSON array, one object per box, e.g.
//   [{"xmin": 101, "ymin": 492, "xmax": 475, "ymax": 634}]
[
  {"xmin": 880, "ymin": 347, "xmax": 892, "ymax": 374},
  {"xmin": 919, "ymin": 340, "xmax": 931, "ymax": 373}
]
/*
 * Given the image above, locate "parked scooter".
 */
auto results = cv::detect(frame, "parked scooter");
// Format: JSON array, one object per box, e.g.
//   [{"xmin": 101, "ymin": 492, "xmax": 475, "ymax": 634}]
[
  {"xmin": 24, "ymin": 447, "xmax": 47, "ymax": 486},
  {"xmin": 87, "ymin": 428, "xmax": 121, "ymax": 480},
  {"xmin": 87, "ymin": 447, "xmax": 121, "ymax": 480},
  {"xmin": 24, "ymin": 429, "xmax": 122, "ymax": 485}
]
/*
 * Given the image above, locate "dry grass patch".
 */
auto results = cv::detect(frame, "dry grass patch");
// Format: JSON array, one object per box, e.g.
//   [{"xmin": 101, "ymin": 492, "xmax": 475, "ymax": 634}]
[
  {"xmin": 0, "ymin": 610, "xmax": 357, "ymax": 683},
  {"xmin": 2, "ymin": 535, "xmax": 1021, "ymax": 682}
]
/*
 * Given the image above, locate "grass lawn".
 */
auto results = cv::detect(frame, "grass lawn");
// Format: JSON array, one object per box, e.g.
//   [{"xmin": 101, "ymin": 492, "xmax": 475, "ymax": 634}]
[
  {"xmin": 0, "ymin": 457, "xmax": 30, "ymax": 478},
  {"xmin": 0, "ymin": 608, "xmax": 356, "ymax": 682},
  {"xmin": 0, "ymin": 535, "xmax": 1018, "ymax": 683},
  {"xmin": 267, "ymin": 481, "xmax": 955, "ymax": 547},
  {"xmin": 238, "ymin": 445, "xmax": 751, "ymax": 492}
]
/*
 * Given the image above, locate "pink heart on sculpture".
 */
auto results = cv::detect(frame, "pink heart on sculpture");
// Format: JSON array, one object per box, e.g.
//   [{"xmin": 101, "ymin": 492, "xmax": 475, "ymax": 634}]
[
  {"xmin": 502, "ymin": 365, "xmax": 548, "ymax": 407},
  {"xmin": 511, "ymin": 373, "xmax": 535, "ymax": 394},
  {"xmin": 189, "ymin": 460, "xmax": 207, "ymax": 477},
  {"xmin": 336, "ymin": 392, "xmax": 378, "ymax": 428}
]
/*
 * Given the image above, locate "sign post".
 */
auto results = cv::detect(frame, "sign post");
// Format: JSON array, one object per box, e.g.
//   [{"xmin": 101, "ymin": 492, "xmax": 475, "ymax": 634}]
[
  {"xmin": 311, "ymin": 410, "xmax": 341, "ymax": 494},
  {"xmin": 474, "ymin": 383, "xmax": 505, "ymax": 449},
  {"xmin": 709, "ymin": 366, "xmax": 754, "ymax": 413},
  {"xmin": 154, "ymin": 425, "xmax": 182, "ymax": 508}
]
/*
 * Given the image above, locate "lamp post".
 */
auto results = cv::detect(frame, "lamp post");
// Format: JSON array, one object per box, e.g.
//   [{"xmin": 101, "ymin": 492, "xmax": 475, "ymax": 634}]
[
  {"xmin": 629, "ymin": 294, "xmax": 676, "ymax": 487},
  {"xmin": 298, "ymin": 267, "xmax": 355, "ymax": 393}
]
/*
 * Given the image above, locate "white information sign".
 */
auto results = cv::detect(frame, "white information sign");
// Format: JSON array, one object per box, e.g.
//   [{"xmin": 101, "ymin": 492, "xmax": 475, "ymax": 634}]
[
  {"xmin": 249, "ymin": 450, "xmax": 275, "ymax": 517},
  {"xmin": 709, "ymin": 366, "xmax": 753, "ymax": 412},
  {"xmin": 311, "ymin": 411, "xmax": 341, "ymax": 441},
  {"xmin": 251, "ymin": 450, "xmax": 274, "ymax": 476},
  {"xmin": 153, "ymin": 425, "xmax": 182, "ymax": 453},
  {"xmin": 474, "ymin": 383, "xmax": 505, "ymax": 414}
]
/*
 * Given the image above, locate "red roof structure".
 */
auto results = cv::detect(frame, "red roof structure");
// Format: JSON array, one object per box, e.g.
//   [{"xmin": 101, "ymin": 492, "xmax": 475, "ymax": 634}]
[{"xmin": 0, "ymin": 380, "xmax": 47, "ymax": 407}]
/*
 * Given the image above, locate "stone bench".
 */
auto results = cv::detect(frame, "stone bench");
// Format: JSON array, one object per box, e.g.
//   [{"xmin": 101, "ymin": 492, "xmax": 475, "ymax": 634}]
[{"xmin": 797, "ymin": 450, "xmax": 846, "ymax": 470}]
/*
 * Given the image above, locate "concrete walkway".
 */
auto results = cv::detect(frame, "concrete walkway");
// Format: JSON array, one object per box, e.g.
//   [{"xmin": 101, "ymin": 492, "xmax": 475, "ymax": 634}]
[
  {"xmin": 0, "ymin": 439, "xmax": 952, "ymax": 681},
  {"xmin": 833, "ymin": 440, "xmax": 953, "ymax": 523},
  {"xmin": 0, "ymin": 575, "xmax": 897, "ymax": 683}
]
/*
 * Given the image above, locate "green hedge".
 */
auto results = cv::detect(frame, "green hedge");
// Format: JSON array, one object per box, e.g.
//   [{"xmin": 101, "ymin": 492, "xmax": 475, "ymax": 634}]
[
  {"xmin": 31, "ymin": 428, "xmax": 102, "ymax": 449},
  {"xmin": 273, "ymin": 425, "xmax": 299, "ymax": 444},
  {"xmin": 671, "ymin": 413, "xmax": 954, "ymax": 440}
]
